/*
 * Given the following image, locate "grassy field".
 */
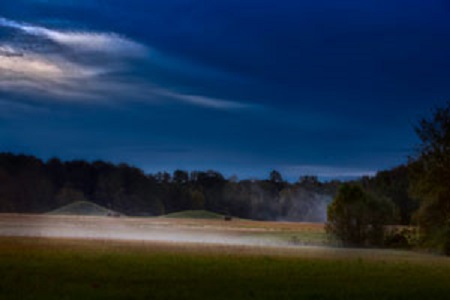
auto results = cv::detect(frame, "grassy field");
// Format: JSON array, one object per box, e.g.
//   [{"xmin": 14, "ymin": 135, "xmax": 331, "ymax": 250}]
[
  {"xmin": 0, "ymin": 214, "xmax": 327, "ymax": 246},
  {"xmin": 1, "ymin": 215, "xmax": 450, "ymax": 299},
  {"xmin": 162, "ymin": 210, "xmax": 225, "ymax": 219}
]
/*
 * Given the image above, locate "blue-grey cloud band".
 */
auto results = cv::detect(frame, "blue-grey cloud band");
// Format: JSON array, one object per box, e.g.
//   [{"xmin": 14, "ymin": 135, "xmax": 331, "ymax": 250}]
[{"xmin": 0, "ymin": 17, "xmax": 253, "ymax": 110}]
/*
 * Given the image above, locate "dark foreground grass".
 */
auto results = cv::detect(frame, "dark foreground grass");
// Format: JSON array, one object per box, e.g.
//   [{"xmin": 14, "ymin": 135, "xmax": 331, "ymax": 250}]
[{"xmin": 1, "ymin": 237, "xmax": 449, "ymax": 300}]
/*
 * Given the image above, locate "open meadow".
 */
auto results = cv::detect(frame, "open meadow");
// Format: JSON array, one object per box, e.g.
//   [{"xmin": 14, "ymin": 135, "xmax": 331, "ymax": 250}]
[{"xmin": 1, "ymin": 214, "xmax": 450, "ymax": 299}]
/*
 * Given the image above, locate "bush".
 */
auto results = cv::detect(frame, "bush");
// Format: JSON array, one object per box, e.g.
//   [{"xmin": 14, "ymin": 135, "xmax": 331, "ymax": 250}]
[
  {"xmin": 326, "ymin": 184, "xmax": 394, "ymax": 247},
  {"xmin": 383, "ymin": 227, "xmax": 418, "ymax": 249}
]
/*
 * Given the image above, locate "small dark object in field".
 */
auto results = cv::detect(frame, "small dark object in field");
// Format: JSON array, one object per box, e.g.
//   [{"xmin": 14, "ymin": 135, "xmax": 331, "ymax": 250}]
[
  {"xmin": 224, "ymin": 215, "xmax": 232, "ymax": 221},
  {"xmin": 107, "ymin": 212, "xmax": 121, "ymax": 218}
]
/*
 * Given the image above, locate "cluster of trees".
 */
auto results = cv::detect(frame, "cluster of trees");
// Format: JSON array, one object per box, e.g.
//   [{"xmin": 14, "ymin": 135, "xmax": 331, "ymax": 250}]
[
  {"xmin": 327, "ymin": 102, "xmax": 450, "ymax": 255},
  {"xmin": 0, "ymin": 155, "xmax": 339, "ymax": 221},
  {"xmin": 326, "ymin": 184, "xmax": 395, "ymax": 247},
  {"xmin": 408, "ymin": 104, "xmax": 450, "ymax": 255}
]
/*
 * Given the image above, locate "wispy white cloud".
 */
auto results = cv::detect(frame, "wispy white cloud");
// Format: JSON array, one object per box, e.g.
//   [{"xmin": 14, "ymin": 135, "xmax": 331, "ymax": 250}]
[
  {"xmin": 0, "ymin": 17, "xmax": 147, "ymax": 56},
  {"xmin": 0, "ymin": 16, "xmax": 254, "ymax": 110},
  {"xmin": 155, "ymin": 89, "xmax": 257, "ymax": 110},
  {"xmin": 0, "ymin": 17, "xmax": 141, "ymax": 102},
  {"xmin": 0, "ymin": 43, "xmax": 107, "ymax": 102},
  {"xmin": 0, "ymin": 45, "xmax": 100, "ymax": 78}
]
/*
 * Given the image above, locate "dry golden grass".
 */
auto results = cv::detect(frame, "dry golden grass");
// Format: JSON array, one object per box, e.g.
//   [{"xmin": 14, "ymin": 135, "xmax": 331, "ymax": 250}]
[
  {"xmin": 0, "ymin": 214, "xmax": 446, "ymax": 263},
  {"xmin": 0, "ymin": 213, "xmax": 325, "ymax": 245}
]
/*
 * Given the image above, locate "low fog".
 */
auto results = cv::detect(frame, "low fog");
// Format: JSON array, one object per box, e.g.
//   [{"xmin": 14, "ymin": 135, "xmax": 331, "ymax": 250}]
[
  {"xmin": 0, "ymin": 215, "xmax": 321, "ymax": 248},
  {"xmin": 279, "ymin": 188, "xmax": 332, "ymax": 222}
]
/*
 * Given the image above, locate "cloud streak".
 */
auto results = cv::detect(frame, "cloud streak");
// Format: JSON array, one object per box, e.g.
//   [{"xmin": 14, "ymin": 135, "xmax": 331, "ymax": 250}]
[
  {"xmin": 155, "ymin": 89, "xmax": 257, "ymax": 110},
  {"xmin": 0, "ymin": 45, "xmax": 100, "ymax": 78},
  {"xmin": 0, "ymin": 17, "xmax": 147, "ymax": 56},
  {"xmin": 0, "ymin": 16, "xmax": 252, "ymax": 110}
]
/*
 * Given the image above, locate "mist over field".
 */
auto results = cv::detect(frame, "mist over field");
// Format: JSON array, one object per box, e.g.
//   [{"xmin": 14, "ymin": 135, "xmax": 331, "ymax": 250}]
[
  {"xmin": 279, "ymin": 189, "xmax": 331, "ymax": 222},
  {"xmin": 0, "ymin": 214, "xmax": 327, "ymax": 248}
]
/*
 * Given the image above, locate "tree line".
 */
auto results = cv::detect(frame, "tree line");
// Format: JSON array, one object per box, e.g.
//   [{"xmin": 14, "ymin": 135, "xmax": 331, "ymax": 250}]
[
  {"xmin": 327, "ymin": 102, "xmax": 450, "ymax": 255},
  {"xmin": 0, "ymin": 155, "xmax": 339, "ymax": 222}
]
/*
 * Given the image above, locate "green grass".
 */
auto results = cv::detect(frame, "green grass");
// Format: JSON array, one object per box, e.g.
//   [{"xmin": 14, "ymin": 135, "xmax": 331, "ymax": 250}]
[
  {"xmin": 1, "ymin": 237, "xmax": 450, "ymax": 299},
  {"xmin": 47, "ymin": 201, "xmax": 120, "ymax": 216},
  {"xmin": 163, "ymin": 210, "xmax": 225, "ymax": 219},
  {"xmin": 253, "ymin": 230, "xmax": 328, "ymax": 246}
]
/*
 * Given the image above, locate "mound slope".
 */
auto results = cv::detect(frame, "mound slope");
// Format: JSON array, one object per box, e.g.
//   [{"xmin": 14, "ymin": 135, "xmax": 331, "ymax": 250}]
[{"xmin": 47, "ymin": 201, "xmax": 122, "ymax": 217}]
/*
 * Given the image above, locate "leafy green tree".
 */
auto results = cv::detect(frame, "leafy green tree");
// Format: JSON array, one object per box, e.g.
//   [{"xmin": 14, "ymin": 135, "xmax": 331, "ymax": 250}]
[
  {"xmin": 326, "ymin": 184, "xmax": 394, "ymax": 246},
  {"xmin": 363, "ymin": 165, "xmax": 418, "ymax": 225},
  {"xmin": 410, "ymin": 103, "xmax": 450, "ymax": 255}
]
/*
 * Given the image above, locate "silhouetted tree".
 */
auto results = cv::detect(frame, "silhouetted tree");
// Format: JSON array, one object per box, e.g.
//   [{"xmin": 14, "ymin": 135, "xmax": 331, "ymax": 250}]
[
  {"xmin": 269, "ymin": 170, "xmax": 286, "ymax": 192},
  {"xmin": 298, "ymin": 175, "xmax": 321, "ymax": 190},
  {"xmin": 173, "ymin": 170, "xmax": 189, "ymax": 185},
  {"xmin": 410, "ymin": 103, "xmax": 450, "ymax": 255},
  {"xmin": 363, "ymin": 166, "xmax": 417, "ymax": 225},
  {"xmin": 269, "ymin": 170, "xmax": 283, "ymax": 184}
]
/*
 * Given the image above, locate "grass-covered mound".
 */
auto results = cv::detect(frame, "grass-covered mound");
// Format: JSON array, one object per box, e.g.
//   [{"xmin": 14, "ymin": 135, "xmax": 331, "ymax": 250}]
[
  {"xmin": 163, "ymin": 210, "xmax": 225, "ymax": 219},
  {"xmin": 47, "ymin": 201, "xmax": 121, "ymax": 217}
]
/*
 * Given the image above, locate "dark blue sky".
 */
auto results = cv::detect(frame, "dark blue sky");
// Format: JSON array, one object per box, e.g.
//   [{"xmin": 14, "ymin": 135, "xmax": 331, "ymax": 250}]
[{"xmin": 1, "ymin": 0, "xmax": 449, "ymax": 180}]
